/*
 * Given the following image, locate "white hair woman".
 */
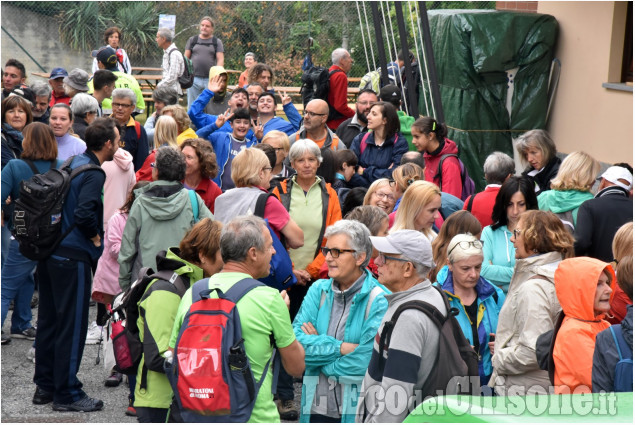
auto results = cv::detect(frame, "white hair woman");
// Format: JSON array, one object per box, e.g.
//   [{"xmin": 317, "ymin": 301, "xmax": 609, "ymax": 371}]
[{"xmin": 437, "ymin": 233, "xmax": 505, "ymax": 392}]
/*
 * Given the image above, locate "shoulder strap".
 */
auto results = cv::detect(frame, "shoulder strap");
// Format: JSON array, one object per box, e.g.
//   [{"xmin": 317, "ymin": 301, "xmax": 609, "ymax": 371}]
[
  {"xmin": 466, "ymin": 194, "xmax": 475, "ymax": 212},
  {"xmin": 134, "ymin": 120, "xmax": 141, "ymax": 139},
  {"xmin": 212, "ymin": 36, "xmax": 218, "ymax": 51},
  {"xmin": 190, "ymin": 278, "xmax": 210, "ymax": 303},
  {"xmin": 150, "ymin": 269, "xmax": 189, "ymax": 297},
  {"xmin": 69, "ymin": 163, "xmax": 106, "ymax": 180},
  {"xmin": 188, "ymin": 190, "xmax": 199, "ymax": 222},
  {"xmin": 254, "ymin": 192, "xmax": 272, "ymax": 218},
  {"xmin": 23, "ymin": 159, "xmax": 39, "ymax": 175},
  {"xmin": 360, "ymin": 132, "xmax": 371, "ymax": 155},
  {"xmin": 223, "ymin": 277, "xmax": 264, "ymax": 304},
  {"xmin": 188, "ymin": 35, "xmax": 198, "ymax": 50},
  {"xmin": 435, "ymin": 153, "xmax": 458, "ymax": 190},
  {"xmin": 610, "ymin": 325, "xmax": 632, "ymax": 360}
]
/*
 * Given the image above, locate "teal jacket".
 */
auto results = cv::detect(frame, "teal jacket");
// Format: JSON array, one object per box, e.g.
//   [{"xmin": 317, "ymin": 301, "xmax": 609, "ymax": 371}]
[
  {"xmin": 134, "ymin": 247, "xmax": 204, "ymax": 409},
  {"xmin": 293, "ymin": 269, "xmax": 389, "ymax": 422},
  {"xmin": 480, "ymin": 225, "xmax": 515, "ymax": 293},
  {"xmin": 537, "ymin": 189, "xmax": 594, "ymax": 225},
  {"xmin": 436, "ymin": 266, "xmax": 505, "ymax": 385}
]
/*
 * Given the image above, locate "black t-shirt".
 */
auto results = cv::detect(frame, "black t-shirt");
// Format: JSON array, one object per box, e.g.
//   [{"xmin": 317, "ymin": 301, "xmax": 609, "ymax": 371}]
[{"xmin": 465, "ymin": 298, "xmax": 480, "ymax": 355}]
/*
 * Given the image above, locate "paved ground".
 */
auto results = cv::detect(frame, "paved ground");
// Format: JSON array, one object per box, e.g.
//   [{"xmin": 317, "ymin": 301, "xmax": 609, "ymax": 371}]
[{"xmin": 1, "ymin": 300, "xmax": 301, "ymax": 422}]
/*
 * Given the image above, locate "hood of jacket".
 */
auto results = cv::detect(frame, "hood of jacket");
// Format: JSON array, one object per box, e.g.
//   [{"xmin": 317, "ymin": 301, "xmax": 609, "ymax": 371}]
[
  {"xmin": 155, "ymin": 247, "xmax": 205, "ymax": 284},
  {"xmin": 555, "ymin": 257, "xmax": 615, "ymax": 321},
  {"xmin": 109, "ymin": 147, "xmax": 134, "ymax": 172},
  {"xmin": 134, "ymin": 180, "xmax": 190, "ymax": 221},
  {"xmin": 423, "ymin": 137, "xmax": 458, "ymax": 160},
  {"xmin": 208, "ymin": 66, "xmax": 228, "ymax": 96},
  {"xmin": 537, "ymin": 189, "xmax": 593, "ymax": 214}
]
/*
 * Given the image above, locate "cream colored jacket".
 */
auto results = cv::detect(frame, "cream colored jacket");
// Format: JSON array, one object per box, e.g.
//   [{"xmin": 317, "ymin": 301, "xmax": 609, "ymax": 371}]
[{"xmin": 489, "ymin": 251, "xmax": 563, "ymax": 395}]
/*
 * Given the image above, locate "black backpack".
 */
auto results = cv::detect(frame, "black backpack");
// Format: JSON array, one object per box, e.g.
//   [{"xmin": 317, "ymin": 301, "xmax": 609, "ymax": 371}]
[
  {"xmin": 12, "ymin": 156, "xmax": 104, "ymax": 261},
  {"xmin": 535, "ymin": 310, "xmax": 565, "ymax": 385},
  {"xmin": 110, "ymin": 264, "xmax": 189, "ymax": 383},
  {"xmin": 377, "ymin": 285, "xmax": 480, "ymax": 397},
  {"xmin": 300, "ymin": 66, "xmax": 343, "ymax": 120}
]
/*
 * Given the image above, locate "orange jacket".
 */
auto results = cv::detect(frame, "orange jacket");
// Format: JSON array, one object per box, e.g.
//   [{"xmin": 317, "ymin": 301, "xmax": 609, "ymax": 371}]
[
  {"xmin": 272, "ymin": 177, "xmax": 342, "ymax": 279},
  {"xmin": 553, "ymin": 257, "xmax": 615, "ymax": 394}
]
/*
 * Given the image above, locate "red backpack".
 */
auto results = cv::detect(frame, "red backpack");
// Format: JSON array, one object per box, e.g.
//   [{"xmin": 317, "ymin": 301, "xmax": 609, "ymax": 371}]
[{"xmin": 166, "ymin": 278, "xmax": 278, "ymax": 422}]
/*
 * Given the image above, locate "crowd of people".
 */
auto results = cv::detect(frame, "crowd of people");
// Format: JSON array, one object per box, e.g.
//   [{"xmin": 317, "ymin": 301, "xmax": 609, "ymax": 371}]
[{"xmin": 1, "ymin": 16, "xmax": 633, "ymax": 423}]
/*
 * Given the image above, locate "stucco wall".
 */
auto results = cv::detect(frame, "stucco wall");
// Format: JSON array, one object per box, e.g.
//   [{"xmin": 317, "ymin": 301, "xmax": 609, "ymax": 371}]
[
  {"xmin": 1, "ymin": 4, "xmax": 93, "ymax": 82},
  {"xmin": 537, "ymin": 1, "xmax": 633, "ymax": 164}
]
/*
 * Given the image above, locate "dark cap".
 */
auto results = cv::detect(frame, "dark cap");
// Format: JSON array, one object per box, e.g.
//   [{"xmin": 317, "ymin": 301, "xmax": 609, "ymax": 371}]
[
  {"xmin": 92, "ymin": 46, "xmax": 118, "ymax": 69},
  {"xmin": 379, "ymin": 84, "xmax": 401, "ymax": 105},
  {"xmin": 8, "ymin": 86, "xmax": 36, "ymax": 106},
  {"xmin": 49, "ymin": 67, "xmax": 68, "ymax": 80}
]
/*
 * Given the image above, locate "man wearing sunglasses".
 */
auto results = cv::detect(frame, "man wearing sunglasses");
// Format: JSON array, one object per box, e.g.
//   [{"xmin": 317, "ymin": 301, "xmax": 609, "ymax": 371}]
[{"xmin": 357, "ymin": 229, "xmax": 446, "ymax": 423}]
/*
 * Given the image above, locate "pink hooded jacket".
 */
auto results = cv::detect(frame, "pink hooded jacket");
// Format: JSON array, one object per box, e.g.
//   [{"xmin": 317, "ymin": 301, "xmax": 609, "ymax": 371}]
[
  {"xmin": 92, "ymin": 211, "xmax": 128, "ymax": 304},
  {"xmin": 102, "ymin": 148, "xmax": 136, "ymax": 230}
]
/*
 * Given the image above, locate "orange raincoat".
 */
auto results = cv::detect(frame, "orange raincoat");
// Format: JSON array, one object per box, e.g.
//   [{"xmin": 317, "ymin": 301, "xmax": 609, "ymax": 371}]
[{"xmin": 553, "ymin": 257, "xmax": 615, "ymax": 394}]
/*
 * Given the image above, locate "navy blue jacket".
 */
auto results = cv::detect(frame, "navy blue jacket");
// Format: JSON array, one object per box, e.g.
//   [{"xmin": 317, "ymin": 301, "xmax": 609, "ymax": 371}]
[
  {"xmin": 350, "ymin": 131, "xmax": 409, "ymax": 187},
  {"xmin": 57, "ymin": 151, "xmax": 106, "ymax": 263}
]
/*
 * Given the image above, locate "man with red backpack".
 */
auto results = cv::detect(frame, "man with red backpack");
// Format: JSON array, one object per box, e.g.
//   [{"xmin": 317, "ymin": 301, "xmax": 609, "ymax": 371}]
[{"xmin": 168, "ymin": 216, "xmax": 305, "ymax": 422}]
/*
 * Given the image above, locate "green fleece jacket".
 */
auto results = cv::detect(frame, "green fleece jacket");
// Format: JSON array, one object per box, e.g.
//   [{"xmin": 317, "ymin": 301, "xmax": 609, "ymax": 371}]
[
  {"xmin": 118, "ymin": 180, "xmax": 213, "ymax": 291},
  {"xmin": 537, "ymin": 189, "xmax": 594, "ymax": 226},
  {"xmin": 134, "ymin": 247, "xmax": 204, "ymax": 409}
]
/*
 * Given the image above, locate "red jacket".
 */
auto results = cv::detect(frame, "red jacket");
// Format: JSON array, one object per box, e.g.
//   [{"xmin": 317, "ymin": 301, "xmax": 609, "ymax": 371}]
[
  {"xmin": 326, "ymin": 65, "xmax": 354, "ymax": 130},
  {"xmin": 423, "ymin": 138, "xmax": 462, "ymax": 199},
  {"xmin": 463, "ymin": 185, "xmax": 501, "ymax": 228},
  {"xmin": 191, "ymin": 178, "xmax": 222, "ymax": 213}
]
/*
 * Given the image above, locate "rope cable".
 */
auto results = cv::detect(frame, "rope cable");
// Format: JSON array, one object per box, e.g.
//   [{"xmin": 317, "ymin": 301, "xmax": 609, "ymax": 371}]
[
  {"xmin": 355, "ymin": 1, "xmax": 372, "ymax": 72},
  {"xmin": 408, "ymin": 1, "xmax": 431, "ymax": 116},
  {"xmin": 362, "ymin": 2, "xmax": 377, "ymax": 70},
  {"xmin": 415, "ymin": 2, "xmax": 436, "ymax": 118}
]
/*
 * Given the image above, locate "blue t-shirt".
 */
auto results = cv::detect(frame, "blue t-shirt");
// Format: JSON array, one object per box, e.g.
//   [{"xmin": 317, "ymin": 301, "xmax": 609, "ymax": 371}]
[{"xmin": 221, "ymin": 136, "xmax": 247, "ymax": 191}]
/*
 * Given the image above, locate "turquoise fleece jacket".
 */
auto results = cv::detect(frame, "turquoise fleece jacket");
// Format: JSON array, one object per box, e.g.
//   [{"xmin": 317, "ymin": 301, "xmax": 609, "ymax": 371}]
[
  {"xmin": 293, "ymin": 269, "xmax": 389, "ymax": 423},
  {"xmin": 480, "ymin": 225, "xmax": 515, "ymax": 293},
  {"xmin": 436, "ymin": 266, "xmax": 505, "ymax": 384},
  {"xmin": 537, "ymin": 189, "xmax": 594, "ymax": 225}
]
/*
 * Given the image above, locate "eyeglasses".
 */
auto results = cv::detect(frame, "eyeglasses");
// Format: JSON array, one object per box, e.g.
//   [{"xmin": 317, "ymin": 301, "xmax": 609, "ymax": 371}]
[
  {"xmin": 272, "ymin": 147, "xmax": 285, "ymax": 152},
  {"xmin": 112, "ymin": 102, "xmax": 133, "ymax": 109},
  {"xmin": 513, "ymin": 229, "xmax": 523, "ymax": 239},
  {"xmin": 321, "ymin": 247, "xmax": 356, "ymax": 259},
  {"xmin": 262, "ymin": 167, "xmax": 272, "ymax": 172},
  {"xmin": 447, "ymin": 240, "xmax": 483, "ymax": 256},
  {"xmin": 304, "ymin": 110, "xmax": 327, "ymax": 118},
  {"xmin": 373, "ymin": 192, "xmax": 395, "ymax": 201},
  {"xmin": 376, "ymin": 252, "xmax": 410, "ymax": 265}
]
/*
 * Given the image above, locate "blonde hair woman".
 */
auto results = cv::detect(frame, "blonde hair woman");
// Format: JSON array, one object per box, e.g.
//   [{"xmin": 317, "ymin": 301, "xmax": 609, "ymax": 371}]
[
  {"xmin": 135, "ymin": 115, "xmax": 179, "ymax": 181},
  {"xmin": 391, "ymin": 180, "xmax": 442, "ymax": 240},
  {"xmin": 262, "ymin": 130, "xmax": 292, "ymax": 177},
  {"xmin": 537, "ymin": 151, "xmax": 600, "ymax": 232},
  {"xmin": 162, "ymin": 104, "xmax": 197, "ymax": 144},
  {"xmin": 363, "ymin": 178, "xmax": 396, "ymax": 215},
  {"xmin": 213, "ymin": 148, "xmax": 304, "ymax": 248}
]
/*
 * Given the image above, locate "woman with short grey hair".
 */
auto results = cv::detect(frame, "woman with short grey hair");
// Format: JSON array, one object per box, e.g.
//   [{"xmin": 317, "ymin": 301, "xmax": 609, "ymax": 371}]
[
  {"xmin": 118, "ymin": 146, "xmax": 213, "ymax": 290},
  {"xmin": 288, "ymin": 138, "xmax": 323, "ymax": 165},
  {"xmin": 437, "ymin": 233, "xmax": 505, "ymax": 392},
  {"xmin": 516, "ymin": 129, "xmax": 561, "ymax": 195},
  {"xmin": 292, "ymin": 219, "xmax": 389, "ymax": 422},
  {"xmin": 70, "ymin": 93, "xmax": 99, "ymax": 140}
]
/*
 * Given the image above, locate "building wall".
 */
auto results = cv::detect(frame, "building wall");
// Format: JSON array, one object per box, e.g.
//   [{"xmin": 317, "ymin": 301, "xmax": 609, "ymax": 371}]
[
  {"xmin": 1, "ymin": 4, "xmax": 93, "ymax": 81},
  {"xmin": 496, "ymin": 1, "xmax": 538, "ymax": 13},
  {"xmin": 536, "ymin": 1, "xmax": 632, "ymax": 164}
]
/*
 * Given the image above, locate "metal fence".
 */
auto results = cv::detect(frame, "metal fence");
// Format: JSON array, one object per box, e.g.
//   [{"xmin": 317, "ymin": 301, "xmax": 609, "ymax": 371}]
[{"xmin": 2, "ymin": 1, "xmax": 495, "ymax": 85}]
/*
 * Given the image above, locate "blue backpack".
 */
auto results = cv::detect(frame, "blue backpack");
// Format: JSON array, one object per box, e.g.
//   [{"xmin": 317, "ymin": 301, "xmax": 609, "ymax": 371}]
[
  {"xmin": 254, "ymin": 193, "xmax": 297, "ymax": 290},
  {"xmin": 435, "ymin": 153, "xmax": 476, "ymax": 201},
  {"xmin": 166, "ymin": 278, "xmax": 278, "ymax": 422},
  {"xmin": 609, "ymin": 325, "xmax": 633, "ymax": 392}
]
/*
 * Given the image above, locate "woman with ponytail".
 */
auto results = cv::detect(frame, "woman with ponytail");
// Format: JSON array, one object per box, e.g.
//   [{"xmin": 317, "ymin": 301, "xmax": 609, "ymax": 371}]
[{"xmin": 411, "ymin": 116, "xmax": 463, "ymax": 199}]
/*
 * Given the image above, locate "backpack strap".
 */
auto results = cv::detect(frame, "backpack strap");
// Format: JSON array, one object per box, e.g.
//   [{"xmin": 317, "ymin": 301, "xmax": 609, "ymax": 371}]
[
  {"xmin": 360, "ymin": 132, "xmax": 371, "ymax": 155},
  {"xmin": 466, "ymin": 194, "xmax": 475, "ymax": 212},
  {"xmin": 254, "ymin": 192, "xmax": 272, "ymax": 218},
  {"xmin": 365, "ymin": 286, "xmax": 385, "ymax": 321},
  {"xmin": 23, "ymin": 159, "xmax": 39, "ymax": 175},
  {"xmin": 134, "ymin": 121, "xmax": 141, "ymax": 139},
  {"xmin": 435, "ymin": 153, "xmax": 458, "ymax": 192},
  {"xmin": 610, "ymin": 325, "xmax": 632, "ymax": 360},
  {"xmin": 188, "ymin": 190, "xmax": 199, "ymax": 222},
  {"xmin": 150, "ymin": 269, "xmax": 189, "ymax": 297}
]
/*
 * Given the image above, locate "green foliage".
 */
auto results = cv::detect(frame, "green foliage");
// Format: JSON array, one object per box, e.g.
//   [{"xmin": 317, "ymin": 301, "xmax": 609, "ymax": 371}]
[
  {"xmin": 56, "ymin": 2, "xmax": 105, "ymax": 52},
  {"xmin": 109, "ymin": 2, "xmax": 161, "ymax": 57}
]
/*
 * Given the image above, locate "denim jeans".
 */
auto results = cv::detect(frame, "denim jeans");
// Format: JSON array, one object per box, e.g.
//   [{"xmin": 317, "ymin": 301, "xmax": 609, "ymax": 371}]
[
  {"xmin": 1, "ymin": 239, "xmax": 36, "ymax": 333},
  {"xmin": 187, "ymin": 76, "xmax": 209, "ymax": 114}
]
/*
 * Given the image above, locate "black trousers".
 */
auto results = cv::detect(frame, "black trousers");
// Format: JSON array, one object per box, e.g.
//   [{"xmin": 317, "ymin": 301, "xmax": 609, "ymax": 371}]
[
  {"xmin": 136, "ymin": 407, "xmax": 169, "ymax": 423},
  {"xmin": 33, "ymin": 255, "xmax": 92, "ymax": 404},
  {"xmin": 277, "ymin": 282, "xmax": 310, "ymax": 400}
]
